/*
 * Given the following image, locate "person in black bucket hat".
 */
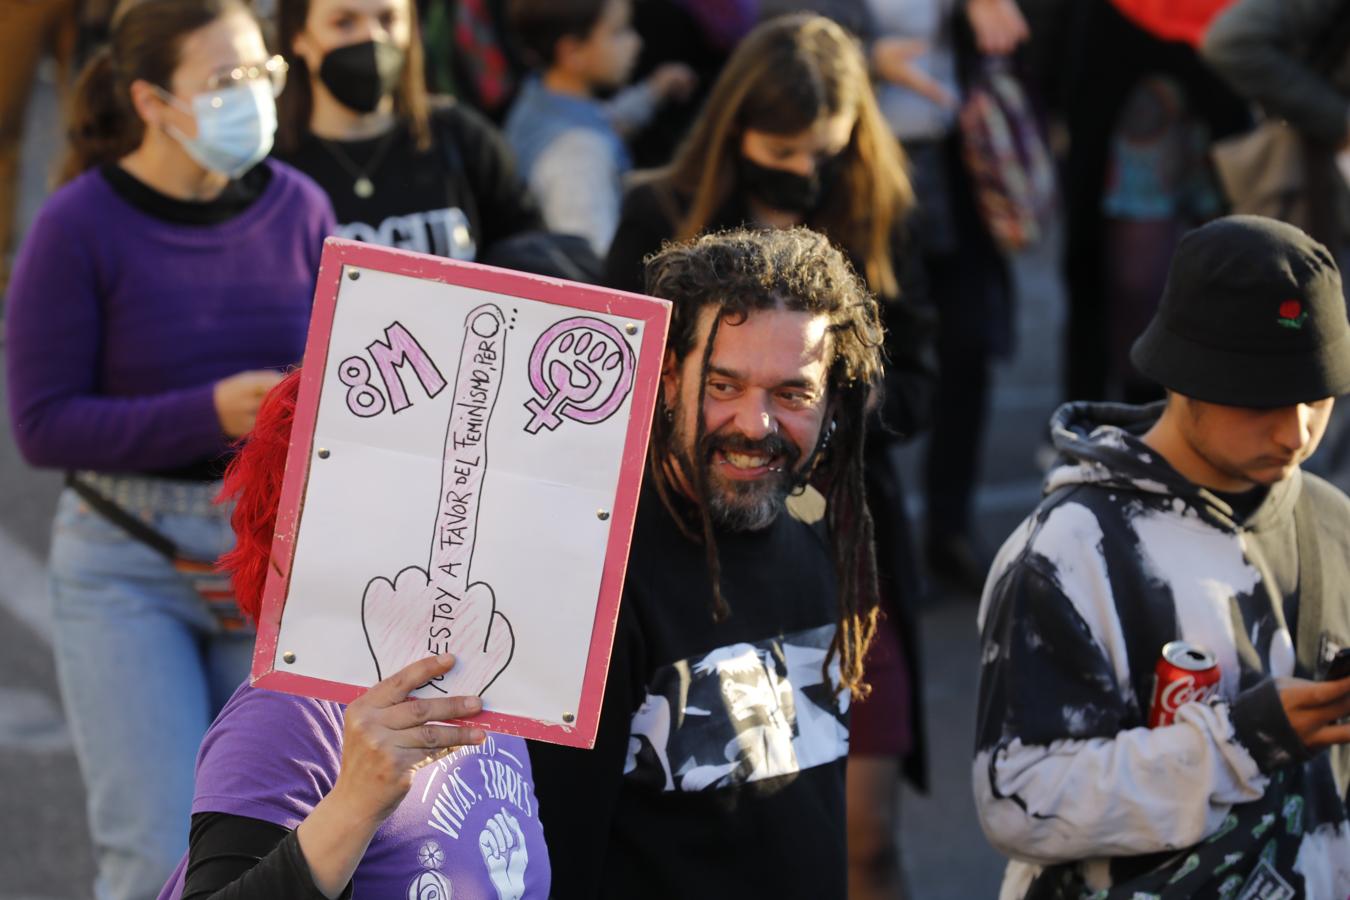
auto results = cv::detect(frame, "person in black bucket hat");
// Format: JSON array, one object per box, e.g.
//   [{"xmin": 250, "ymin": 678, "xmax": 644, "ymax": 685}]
[
  {"xmin": 971, "ymin": 216, "xmax": 1350, "ymax": 899},
  {"xmin": 1132, "ymin": 214, "xmax": 1350, "ymax": 410},
  {"xmin": 1132, "ymin": 215, "xmax": 1350, "ymax": 492}
]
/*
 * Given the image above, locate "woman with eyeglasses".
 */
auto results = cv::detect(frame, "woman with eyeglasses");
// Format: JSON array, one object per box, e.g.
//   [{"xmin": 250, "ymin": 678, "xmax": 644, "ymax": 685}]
[{"xmin": 4, "ymin": 1, "xmax": 333, "ymax": 897}]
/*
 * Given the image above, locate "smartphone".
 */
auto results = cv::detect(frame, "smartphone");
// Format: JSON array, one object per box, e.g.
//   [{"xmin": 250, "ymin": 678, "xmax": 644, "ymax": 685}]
[{"xmin": 1326, "ymin": 648, "xmax": 1350, "ymax": 681}]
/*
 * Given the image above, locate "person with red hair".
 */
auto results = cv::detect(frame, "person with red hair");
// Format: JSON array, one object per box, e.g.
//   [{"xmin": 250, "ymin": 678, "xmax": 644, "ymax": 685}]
[{"xmin": 156, "ymin": 371, "xmax": 553, "ymax": 900}]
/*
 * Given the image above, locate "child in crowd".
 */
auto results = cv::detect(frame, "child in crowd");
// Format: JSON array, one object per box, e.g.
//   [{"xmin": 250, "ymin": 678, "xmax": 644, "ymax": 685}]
[{"xmin": 503, "ymin": 0, "xmax": 695, "ymax": 257}]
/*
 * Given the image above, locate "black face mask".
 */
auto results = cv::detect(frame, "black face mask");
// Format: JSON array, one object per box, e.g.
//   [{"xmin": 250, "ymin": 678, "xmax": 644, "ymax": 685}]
[
  {"xmin": 317, "ymin": 40, "xmax": 406, "ymax": 114},
  {"xmin": 737, "ymin": 153, "xmax": 843, "ymax": 215}
]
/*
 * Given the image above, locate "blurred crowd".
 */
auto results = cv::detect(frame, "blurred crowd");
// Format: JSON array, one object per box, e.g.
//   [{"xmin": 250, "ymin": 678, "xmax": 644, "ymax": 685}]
[{"xmin": 4, "ymin": 0, "xmax": 1350, "ymax": 898}]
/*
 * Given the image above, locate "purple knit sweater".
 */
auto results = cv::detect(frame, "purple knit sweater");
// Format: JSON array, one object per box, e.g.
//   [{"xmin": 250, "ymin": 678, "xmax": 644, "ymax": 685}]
[{"xmin": 6, "ymin": 161, "xmax": 334, "ymax": 474}]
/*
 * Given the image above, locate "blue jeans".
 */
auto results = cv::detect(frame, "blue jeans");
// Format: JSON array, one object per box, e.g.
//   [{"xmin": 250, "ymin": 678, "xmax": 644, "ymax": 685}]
[{"xmin": 48, "ymin": 479, "xmax": 253, "ymax": 900}]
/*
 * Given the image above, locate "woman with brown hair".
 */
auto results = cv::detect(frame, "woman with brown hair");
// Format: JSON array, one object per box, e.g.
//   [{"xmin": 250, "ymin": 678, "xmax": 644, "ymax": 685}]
[
  {"xmin": 4, "ymin": 1, "xmax": 333, "ymax": 897},
  {"xmin": 604, "ymin": 14, "xmax": 933, "ymax": 446},
  {"xmin": 605, "ymin": 13, "xmax": 917, "ymax": 304},
  {"xmin": 272, "ymin": 0, "xmax": 544, "ymax": 264},
  {"xmin": 603, "ymin": 13, "xmax": 934, "ymax": 899}
]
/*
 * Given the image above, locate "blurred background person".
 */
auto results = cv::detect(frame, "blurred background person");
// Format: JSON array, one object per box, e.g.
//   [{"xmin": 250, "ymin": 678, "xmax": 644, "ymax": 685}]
[
  {"xmin": 504, "ymin": 0, "xmax": 696, "ymax": 258},
  {"xmin": 74, "ymin": 0, "xmax": 120, "ymax": 64},
  {"xmin": 866, "ymin": 0, "xmax": 1025, "ymax": 597},
  {"xmin": 273, "ymin": 0, "xmax": 545, "ymax": 266},
  {"xmin": 3, "ymin": 0, "xmax": 334, "ymax": 897},
  {"xmin": 418, "ymin": 0, "xmax": 525, "ymax": 123},
  {"xmin": 1204, "ymin": 0, "xmax": 1350, "ymax": 259},
  {"xmin": 603, "ymin": 15, "xmax": 934, "ymax": 899},
  {"xmin": 0, "ymin": 0, "xmax": 77, "ymax": 303},
  {"xmin": 624, "ymin": 0, "xmax": 745, "ymax": 168},
  {"xmin": 1203, "ymin": 0, "xmax": 1350, "ymax": 489},
  {"xmin": 1055, "ymin": 0, "xmax": 1247, "ymax": 405}
]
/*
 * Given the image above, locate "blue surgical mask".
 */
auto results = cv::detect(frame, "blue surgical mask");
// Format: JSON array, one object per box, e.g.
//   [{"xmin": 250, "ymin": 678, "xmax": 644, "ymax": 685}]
[{"xmin": 157, "ymin": 81, "xmax": 276, "ymax": 178}]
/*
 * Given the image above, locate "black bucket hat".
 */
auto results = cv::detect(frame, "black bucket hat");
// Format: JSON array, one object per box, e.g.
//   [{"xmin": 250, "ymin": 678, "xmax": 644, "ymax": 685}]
[{"xmin": 1131, "ymin": 215, "xmax": 1350, "ymax": 408}]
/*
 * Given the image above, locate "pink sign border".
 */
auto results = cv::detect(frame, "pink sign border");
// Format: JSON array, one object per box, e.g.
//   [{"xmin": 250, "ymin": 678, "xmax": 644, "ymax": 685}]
[{"xmin": 251, "ymin": 237, "xmax": 671, "ymax": 749}]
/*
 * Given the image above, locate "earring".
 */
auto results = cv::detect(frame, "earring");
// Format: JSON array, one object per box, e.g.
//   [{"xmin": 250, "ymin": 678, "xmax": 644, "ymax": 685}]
[{"xmin": 819, "ymin": 419, "xmax": 837, "ymax": 451}]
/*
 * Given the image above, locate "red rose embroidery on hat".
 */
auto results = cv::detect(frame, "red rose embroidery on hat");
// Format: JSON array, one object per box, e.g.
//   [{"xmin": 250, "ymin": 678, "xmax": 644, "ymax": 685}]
[{"xmin": 1277, "ymin": 299, "xmax": 1308, "ymax": 329}]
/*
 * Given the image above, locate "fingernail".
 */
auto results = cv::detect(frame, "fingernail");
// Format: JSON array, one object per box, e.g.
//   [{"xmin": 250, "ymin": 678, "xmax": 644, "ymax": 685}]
[
  {"xmin": 466, "ymin": 697, "xmax": 483, "ymax": 713},
  {"xmin": 437, "ymin": 653, "xmax": 455, "ymax": 666},
  {"xmin": 470, "ymin": 729, "xmax": 486, "ymax": 743}
]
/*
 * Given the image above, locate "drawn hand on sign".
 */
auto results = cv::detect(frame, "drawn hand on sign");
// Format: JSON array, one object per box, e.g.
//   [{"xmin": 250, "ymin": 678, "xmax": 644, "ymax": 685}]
[
  {"xmin": 479, "ymin": 809, "xmax": 529, "ymax": 900},
  {"xmin": 523, "ymin": 317, "xmax": 636, "ymax": 434},
  {"xmin": 361, "ymin": 304, "xmax": 515, "ymax": 697}
]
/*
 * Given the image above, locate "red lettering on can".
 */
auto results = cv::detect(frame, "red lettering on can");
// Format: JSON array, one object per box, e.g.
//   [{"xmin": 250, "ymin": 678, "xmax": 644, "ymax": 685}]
[{"xmin": 1148, "ymin": 641, "xmax": 1221, "ymax": 728}]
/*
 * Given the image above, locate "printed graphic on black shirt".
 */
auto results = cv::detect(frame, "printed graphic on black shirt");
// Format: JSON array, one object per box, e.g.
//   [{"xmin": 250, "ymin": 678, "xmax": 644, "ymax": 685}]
[
  {"xmin": 337, "ymin": 207, "xmax": 476, "ymax": 260},
  {"xmin": 277, "ymin": 116, "xmax": 481, "ymax": 261},
  {"xmin": 623, "ymin": 623, "xmax": 849, "ymax": 792}
]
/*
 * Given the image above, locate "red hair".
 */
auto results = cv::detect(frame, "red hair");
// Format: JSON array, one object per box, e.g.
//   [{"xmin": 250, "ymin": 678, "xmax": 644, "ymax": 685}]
[{"xmin": 217, "ymin": 369, "xmax": 303, "ymax": 623}]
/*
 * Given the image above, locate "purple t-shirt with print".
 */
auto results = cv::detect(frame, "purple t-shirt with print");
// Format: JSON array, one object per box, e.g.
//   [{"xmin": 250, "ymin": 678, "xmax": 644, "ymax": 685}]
[{"xmin": 157, "ymin": 684, "xmax": 550, "ymax": 900}]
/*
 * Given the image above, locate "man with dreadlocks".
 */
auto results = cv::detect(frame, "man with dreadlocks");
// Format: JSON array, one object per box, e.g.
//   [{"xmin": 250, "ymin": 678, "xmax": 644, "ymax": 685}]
[{"xmin": 528, "ymin": 226, "xmax": 885, "ymax": 899}]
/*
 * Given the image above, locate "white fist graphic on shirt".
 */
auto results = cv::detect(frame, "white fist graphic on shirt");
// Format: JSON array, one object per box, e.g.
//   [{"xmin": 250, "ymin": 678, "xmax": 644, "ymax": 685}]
[{"xmin": 479, "ymin": 808, "xmax": 528, "ymax": 900}]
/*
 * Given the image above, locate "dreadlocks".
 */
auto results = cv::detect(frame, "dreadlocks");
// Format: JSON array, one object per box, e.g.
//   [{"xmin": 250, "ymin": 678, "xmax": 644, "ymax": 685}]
[{"xmin": 643, "ymin": 226, "xmax": 885, "ymax": 698}]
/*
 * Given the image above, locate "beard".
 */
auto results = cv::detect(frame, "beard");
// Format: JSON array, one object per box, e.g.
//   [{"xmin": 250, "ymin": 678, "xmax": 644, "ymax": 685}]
[{"xmin": 674, "ymin": 422, "xmax": 805, "ymax": 532}]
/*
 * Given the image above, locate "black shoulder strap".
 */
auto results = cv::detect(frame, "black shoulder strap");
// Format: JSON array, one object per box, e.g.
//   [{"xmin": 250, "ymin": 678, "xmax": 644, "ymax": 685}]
[
  {"xmin": 65, "ymin": 473, "xmax": 180, "ymax": 560},
  {"xmin": 1292, "ymin": 478, "xmax": 1325, "ymax": 675}
]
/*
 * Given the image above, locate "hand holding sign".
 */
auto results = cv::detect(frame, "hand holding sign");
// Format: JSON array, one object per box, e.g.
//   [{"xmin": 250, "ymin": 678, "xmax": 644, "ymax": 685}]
[{"xmin": 361, "ymin": 304, "xmax": 515, "ymax": 696}]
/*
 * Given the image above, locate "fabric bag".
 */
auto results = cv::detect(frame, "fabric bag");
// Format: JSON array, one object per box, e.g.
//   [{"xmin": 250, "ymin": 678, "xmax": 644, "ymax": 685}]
[
  {"xmin": 64, "ymin": 474, "xmax": 250, "ymax": 633},
  {"xmin": 957, "ymin": 56, "xmax": 1057, "ymax": 253},
  {"xmin": 1210, "ymin": 122, "xmax": 1330, "ymax": 231},
  {"xmin": 1209, "ymin": 3, "xmax": 1350, "ymax": 244}
]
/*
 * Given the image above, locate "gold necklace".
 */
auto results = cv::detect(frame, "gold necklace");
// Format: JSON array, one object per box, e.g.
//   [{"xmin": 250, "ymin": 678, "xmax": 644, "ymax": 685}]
[{"xmin": 315, "ymin": 127, "xmax": 400, "ymax": 198}]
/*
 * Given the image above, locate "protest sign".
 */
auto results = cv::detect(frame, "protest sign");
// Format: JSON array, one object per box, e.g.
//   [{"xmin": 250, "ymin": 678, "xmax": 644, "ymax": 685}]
[{"xmin": 251, "ymin": 238, "xmax": 670, "ymax": 748}]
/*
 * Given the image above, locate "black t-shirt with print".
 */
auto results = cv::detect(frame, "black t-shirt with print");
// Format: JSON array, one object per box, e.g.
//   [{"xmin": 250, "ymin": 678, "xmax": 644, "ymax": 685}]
[
  {"xmin": 275, "ymin": 102, "xmax": 541, "ymax": 261},
  {"xmin": 528, "ymin": 479, "xmax": 849, "ymax": 900}
]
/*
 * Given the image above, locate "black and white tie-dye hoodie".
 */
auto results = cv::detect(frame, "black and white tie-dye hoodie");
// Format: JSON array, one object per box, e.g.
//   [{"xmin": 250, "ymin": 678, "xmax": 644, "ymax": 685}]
[{"xmin": 974, "ymin": 401, "xmax": 1350, "ymax": 900}]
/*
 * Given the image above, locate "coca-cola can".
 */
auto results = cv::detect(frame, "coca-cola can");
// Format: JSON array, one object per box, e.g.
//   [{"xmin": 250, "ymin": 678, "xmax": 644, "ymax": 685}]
[{"xmin": 1148, "ymin": 641, "xmax": 1221, "ymax": 728}]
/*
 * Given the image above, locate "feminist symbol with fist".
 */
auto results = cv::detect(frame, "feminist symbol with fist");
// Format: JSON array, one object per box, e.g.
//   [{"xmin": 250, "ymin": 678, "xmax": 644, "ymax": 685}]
[{"xmin": 523, "ymin": 317, "xmax": 635, "ymax": 434}]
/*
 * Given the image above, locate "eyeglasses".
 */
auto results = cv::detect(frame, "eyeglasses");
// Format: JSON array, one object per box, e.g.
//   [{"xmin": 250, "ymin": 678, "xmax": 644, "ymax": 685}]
[{"xmin": 202, "ymin": 54, "xmax": 289, "ymax": 97}]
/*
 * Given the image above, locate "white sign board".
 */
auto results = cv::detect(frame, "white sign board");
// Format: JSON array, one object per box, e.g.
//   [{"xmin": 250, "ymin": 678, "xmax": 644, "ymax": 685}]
[{"xmin": 252, "ymin": 239, "xmax": 670, "ymax": 747}]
